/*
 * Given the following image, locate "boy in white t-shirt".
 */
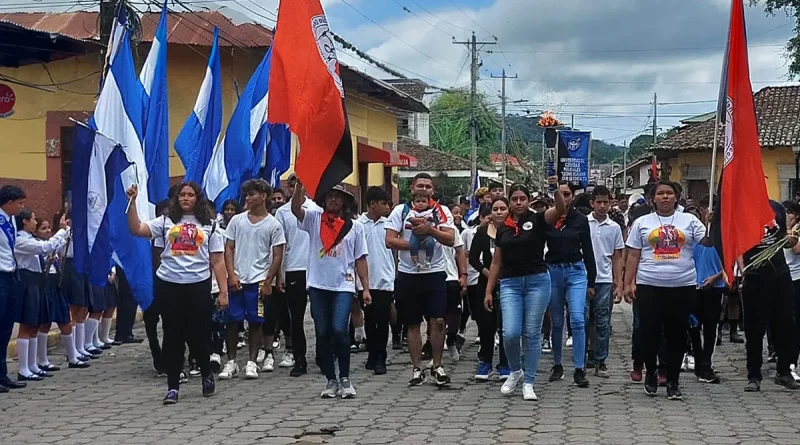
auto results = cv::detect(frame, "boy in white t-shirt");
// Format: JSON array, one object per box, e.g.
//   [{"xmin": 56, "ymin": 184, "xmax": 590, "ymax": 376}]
[{"xmin": 220, "ymin": 180, "xmax": 286, "ymax": 381}]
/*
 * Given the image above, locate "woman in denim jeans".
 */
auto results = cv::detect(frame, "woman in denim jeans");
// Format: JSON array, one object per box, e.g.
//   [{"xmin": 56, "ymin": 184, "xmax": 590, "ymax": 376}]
[
  {"xmin": 545, "ymin": 181, "xmax": 597, "ymax": 387},
  {"xmin": 485, "ymin": 181, "xmax": 566, "ymax": 400}
]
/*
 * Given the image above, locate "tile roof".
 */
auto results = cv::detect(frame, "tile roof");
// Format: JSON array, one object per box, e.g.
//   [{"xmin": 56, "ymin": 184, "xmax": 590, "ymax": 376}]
[
  {"xmin": 382, "ymin": 79, "xmax": 427, "ymax": 101},
  {"xmin": 398, "ymin": 139, "xmax": 494, "ymax": 172},
  {"xmin": 489, "ymin": 153, "xmax": 521, "ymax": 167},
  {"xmin": 654, "ymin": 85, "xmax": 800, "ymax": 152},
  {"xmin": 0, "ymin": 11, "xmax": 272, "ymax": 47}
]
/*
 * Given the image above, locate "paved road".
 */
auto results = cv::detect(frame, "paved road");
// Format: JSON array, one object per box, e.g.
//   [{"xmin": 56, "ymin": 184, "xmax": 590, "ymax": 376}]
[{"xmin": 0, "ymin": 305, "xmax": 797, "ymax": 445}]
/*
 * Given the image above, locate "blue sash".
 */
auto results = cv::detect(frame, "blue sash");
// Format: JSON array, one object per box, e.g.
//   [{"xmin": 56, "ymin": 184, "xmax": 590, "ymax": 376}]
[{"xmin": 0, "ymin": 214, "xmax": 15, "ymax": 253}]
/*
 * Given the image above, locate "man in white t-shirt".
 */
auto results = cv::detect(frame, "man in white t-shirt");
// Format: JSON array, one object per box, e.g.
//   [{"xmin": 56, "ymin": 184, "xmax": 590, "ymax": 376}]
[
  {"xmin": 586, "ymin": 186, "xmax": 624, "ymax": 378},
  {"xmin": 221, "ymin": 180, "xmax": 286, "ymax": 381},
  {"xmin": 386, "ymin": 173, "xmax": 456, "ymax": 387}
]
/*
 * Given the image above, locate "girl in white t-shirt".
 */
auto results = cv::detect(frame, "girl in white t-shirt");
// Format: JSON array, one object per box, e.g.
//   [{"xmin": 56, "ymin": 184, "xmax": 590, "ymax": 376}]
[{"xmin": 126, "ymin": 182, "xmax": 228, "ymax": 405}]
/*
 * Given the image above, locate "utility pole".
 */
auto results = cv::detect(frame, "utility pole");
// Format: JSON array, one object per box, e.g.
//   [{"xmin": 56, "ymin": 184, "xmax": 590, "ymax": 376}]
[
  {"xmin": 491, "ymin": 69, "xmax": 517, "ymax": 194},
  {"xmin": 454, "ymin": 32, "xmax": 496, "ymax": 190},
  {"xmin": 571, "ymin": 114, "xmax": 575, "ymax": 130},
  {"xmin": 652, "ymin": 92, "xmax": 658, "ymax": 180},
  {"xmin": 622, "ymin": 140, "xmax": 628, "ymax": 197}
]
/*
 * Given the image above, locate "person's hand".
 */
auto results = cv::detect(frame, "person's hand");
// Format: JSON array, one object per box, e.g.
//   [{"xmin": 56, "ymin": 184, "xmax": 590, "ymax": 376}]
[
  {"xmin": 412, "ymin": 223, "xmax": 432, "ymax": 236},
  {"xmin": 259, "ymin": 281, "xmax": 272, "ymax": 299},
  {"xmin": 108, "ymin": 272, "xmax": 116, "ymax": 284},
  {"xmin": 126, "ymin": 184, "xmax": 139, "ymax": 201},
  {"xmin": 362, "ymin": 289, "xmax": 372, "ymax": 306},
  {"xmin": 59, "ymin": 213, "xmax": 68, "ymax": 230},
  {"xmin": 787, "ymin": 234, "xmax": 799, "ymax": 248},
  {"xmin": 701, "ymin": 277, "xmax": 715, "ymax": 289},
  {"xmin": 613, "ymin": 285, "xmax": 624, "ymax": 304},
  {"xmin": 547, "ymin": 175, "xmax": 558, "ymax": 187},
  {"xmin": 623, "ymin": 283, "xmax": 637, "ymax": 304},
  {"xmin": 484, "ymin": 293, "xmax": 493, "ymax": 312},
  {"xmin": 217, "ymin": 292, "xmax": 229, "ymax": 310},
  {"xmin": 459, "ymin": 275, "xmax": 467, "ymax": 294},
  {"xmin": 66, "ymin": 218, "xmax": 72, "ymax": 228},
  {"xmin": 276, "ymin": 275, "xmax": 286, "ymax": 293},
  {"xmin": 228, "ymin": 274, "xmax": 242, "ymax": 292},
  {"xmin": 587, "ymin": 287, "xmax": 596, "ymax": 300}
]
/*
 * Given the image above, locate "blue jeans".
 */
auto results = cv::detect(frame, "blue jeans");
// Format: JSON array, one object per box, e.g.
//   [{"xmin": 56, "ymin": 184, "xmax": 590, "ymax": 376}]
[
  {"xmin": 409, "ymin": 234, "xmax": 434, "ymax": 262},
  {"xmin": 309, "ymin": 288, "xmax": 353, "ymax": 382},
  {"xmin": 548, "ymin": 262, "xmax": 588, "ymax": 369},
  {"xmin": 498, "ymin": 272, "xmax": 551, "ymax": 384},
  {"xmin": 588, "ymin": 283, "xmax": 612, "ymax": 363}
]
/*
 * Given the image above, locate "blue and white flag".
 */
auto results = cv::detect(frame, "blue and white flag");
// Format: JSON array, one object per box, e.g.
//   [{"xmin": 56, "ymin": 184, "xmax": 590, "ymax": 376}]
[
  {"xmin": 91, "ymin": 28, "xmax": 154, "ymax": 309},
  {"xmin": 139, "ymin": 1, "xmax": 169, "ymax": 204},
  {"xmin": 556, "ymin": 130, "xmax": 591, "ymax": 188},
  {"xmin": 261, "ymin": 123, "xmax": 291, "ymax": 189},
  {"xmin": 71, "ymin": 123, "xmax": 132, "ymax": 288},
  {"xmin": 100, "ymin": 4, "xmax": 128, "ymax": 91},
  {"xmin": 175, "ymin": 27, "xmax": 222, "ymax": 186}
]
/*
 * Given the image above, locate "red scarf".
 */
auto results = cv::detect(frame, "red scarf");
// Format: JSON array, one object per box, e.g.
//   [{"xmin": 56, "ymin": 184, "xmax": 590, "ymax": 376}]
[
  {"xmin": 504, "ymin": 216, "xmax": 520, "ymax": 237},
  {"xmin": 320, "ymin": 211, "xmax": 345, "ymax": 255},
  {"xmin": 554, "ymin": 215, "xmax": 567, "ymax": 230}
]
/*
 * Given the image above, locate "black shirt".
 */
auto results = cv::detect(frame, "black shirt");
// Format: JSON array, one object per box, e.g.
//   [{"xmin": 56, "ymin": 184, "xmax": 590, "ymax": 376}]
[
  {"xmin": 743, "ymin": 200, "xmax": 789, "ymax": 274},
  {"xmin": 544, "ymin": 207, "xmax": 598, "ymax": 287},
  {"xmin": 496, "ymin": 210, "xmax": 548, "ymax": 278},
  {"xmin": 469, "ymin": 226, "xmax": 494, "ymax": 282}
]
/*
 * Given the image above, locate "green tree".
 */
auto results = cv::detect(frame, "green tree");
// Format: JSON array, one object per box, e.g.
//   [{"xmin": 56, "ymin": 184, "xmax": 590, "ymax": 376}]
[
  {"xmin": 753, "ymin": 0, "xmax": 800, "ymax": 77},
  {"xmin": 429, "ymin": 89, "xmax": 500, "ymax": 163}
]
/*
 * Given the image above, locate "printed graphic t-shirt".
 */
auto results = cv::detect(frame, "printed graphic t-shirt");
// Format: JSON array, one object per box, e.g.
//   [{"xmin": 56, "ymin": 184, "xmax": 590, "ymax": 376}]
[
  {"xmin": 146, "ymin": 215, "xmax": 225, "ymax": 284},
  {"xmin": 626, "ymin": 212, "xmax": 706, "ymax": 287}
]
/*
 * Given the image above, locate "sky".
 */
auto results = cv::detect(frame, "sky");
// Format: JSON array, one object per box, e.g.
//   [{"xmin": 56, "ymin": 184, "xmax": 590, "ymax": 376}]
[{"xmin": 3, "ymin": 0, "xmax": 799, "ymax": 144}]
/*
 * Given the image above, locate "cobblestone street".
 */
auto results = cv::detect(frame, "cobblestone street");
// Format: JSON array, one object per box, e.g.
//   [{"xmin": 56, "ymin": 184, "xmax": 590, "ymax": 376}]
[{"xmin": 0, "ymin": 305, "xmax": 797, "ymax": 445}]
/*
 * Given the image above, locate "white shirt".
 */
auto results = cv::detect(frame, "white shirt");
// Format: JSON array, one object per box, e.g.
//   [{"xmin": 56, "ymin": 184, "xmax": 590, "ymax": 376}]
[
  {"xmin": 588, "ymin": 213, "xmax": 625, "ymax": 284},
  {"xmin": 626, "ymin": 212, "xmax": 706, "ymax": 287},
  {"xmin": 444, "ymin": 231, "xmax": 464, "ymax": 282},
  {"xmin": 357, "ymin": 214, "xmax": 395, "ymax": 292},
  {"xmin": 298, "ymin": 207, "xmax": 368, "ymax": 293},
  {"xmin": 211, "ymin": 227, "xmax": 225, "ymax": 294},
  {"xmin": 14, "ymin": 230, "xmax": 68, "ymax": 273},
  {"xmin": 146, "ymin": 215, "xmax": 225, "ymax": 284},
  {"xmin": 225, "ymin": 211, "xmax": 286, "ymax": 284},
  {"xmin": 275, "ymin": 197, "xmax": 320, "ymax": 273},
  {"xmin": 785, "ymin": 247, "xmax": 800, "ymax": 281},
  {"xmin": 0, "ymin": 208, "xmax": 17, "ymax": 272},
  {"xmin": 461, "ymin": 226, "xmax": 480, "ymax": 286},
  {"xmin": 387, "ymin": 203, "xmax": 456, "ymax": 274}
]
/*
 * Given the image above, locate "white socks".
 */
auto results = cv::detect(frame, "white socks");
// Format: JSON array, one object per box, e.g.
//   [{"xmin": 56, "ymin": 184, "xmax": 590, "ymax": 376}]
[
  {"xmin": 16, "ymin": 338, "xmax": 31, "ymax": 377},
  {"xmin": 84, "ymin": 318, "xmax": 98, "ymax": 350},
  {"xmin": 37, "ymin": 332, "xmax": 50, "ymax": 366},
  {"xmin": 28, "ymin": 339, "xmax": 41, "ymax": 374},
  {"xmin": 92, "ymin": 323, "xmax": 103, "ymax": 348},
  {"xmin": 75, "ymin": 322, "xmax": 89, "ymax": 355},
  {"xmin": 99, "ymin": 317, "xmax": 113, "ymax": 344},
  {"xmin": 62, "ymin": 333, "xmax": 79, "ymax": 364}
]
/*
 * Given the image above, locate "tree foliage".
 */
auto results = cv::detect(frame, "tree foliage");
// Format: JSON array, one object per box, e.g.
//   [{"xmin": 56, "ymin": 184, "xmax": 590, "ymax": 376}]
[
  {"xmin": 429, "ymin": 89, "xmax": 500, "ymax": 163},
  {"xmin": 753, "ymin": 0, "xmax": 800, "ymax": 77}
]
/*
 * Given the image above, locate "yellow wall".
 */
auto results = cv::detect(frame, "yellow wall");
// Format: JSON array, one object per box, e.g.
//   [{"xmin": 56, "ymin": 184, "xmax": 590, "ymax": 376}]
[{"xmin": 664, "ymin": 147, "xmax": 794, "ymax": 199}]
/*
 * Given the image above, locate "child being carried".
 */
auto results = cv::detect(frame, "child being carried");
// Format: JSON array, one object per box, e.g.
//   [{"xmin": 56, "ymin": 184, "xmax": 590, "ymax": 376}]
[{"xmin": 406, "ymin": 192, "xmax": 441, "ymax": 271}]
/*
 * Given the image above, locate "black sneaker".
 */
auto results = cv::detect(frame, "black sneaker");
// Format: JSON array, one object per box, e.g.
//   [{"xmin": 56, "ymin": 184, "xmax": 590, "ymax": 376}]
[
  {"xmin": 202, "ymin": 374, "xmax": 215, "ymax": 397},
  {"xmin": 374, "ymin": 361, "xmax": 387, "ymax": 376},
  {"xmin": 289, "ymin": 362, "xmax": 307, "ymax": 378},
  {"xmin": 698, "ymin": 369, "xmax": 720, "ymax": 384},
  {"xmin": 163, "ymin": 389, "xmax": 179, "ymax": 405},
  {"xmin": 179, "ymin": 371, "xmax": 188, "ymax": 384},
  {"xmin": 432, "ymin": 366, "xmax": 451, "ymax": 386},
  {"xmin": 408, "ymin": 367, "xmax": 427, "ymax": 386},
  {"xmin": 744, "ymin": 379, "xmax": 761, "ymax": 392},
  {"xmin": 188, "ymin": 362, "xmax": 201, "ymax": 377},
  {"xmin": 666, "ymin": 383, "xmax": 683, "ymax": 400},
  {"xmin": 365, "ymin": 352, "xmax": 377, "ymax": 371},
  {"xmin": 775, "ymin": 374, "xmax": 800, "ymax": 390},
  {"xmin": 573, "ymin": 369, "xmax": 589, "ymax": 388},
  {"xmin": 421, "ymin": 341, "xmax": 432, "ymax": 361},
  {"xmin": 549, "ymin": 364, "xmax": 564, "ymax": 382},
  {"xmin": 644, "ymin": 373, "xmax": 658, "ymax": 396}
]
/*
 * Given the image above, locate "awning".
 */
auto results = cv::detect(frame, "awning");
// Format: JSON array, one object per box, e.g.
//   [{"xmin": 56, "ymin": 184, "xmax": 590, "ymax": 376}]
[{"xmin": 357, "ymin": 142, "xmax": 417, "ymax": 168}]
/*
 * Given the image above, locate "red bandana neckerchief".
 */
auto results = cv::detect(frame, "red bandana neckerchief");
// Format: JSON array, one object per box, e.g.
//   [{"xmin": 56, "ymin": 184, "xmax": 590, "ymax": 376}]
[
  {"xmin": 554, "ymin": 215, "xmax": 567, "ymax": 230},
  {"xmin": 319, "ymin": 211, "xmax": 345, "ymax": 256},
  {"xmin": 504, "ymin": 216, "xmax": 520, "ymax": 237}
]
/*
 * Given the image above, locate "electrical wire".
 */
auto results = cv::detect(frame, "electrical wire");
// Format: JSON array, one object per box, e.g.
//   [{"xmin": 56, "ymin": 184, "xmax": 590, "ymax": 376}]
[{"xmin": 388, "ymin": 0, "xmax": 453, "ymax": 39}]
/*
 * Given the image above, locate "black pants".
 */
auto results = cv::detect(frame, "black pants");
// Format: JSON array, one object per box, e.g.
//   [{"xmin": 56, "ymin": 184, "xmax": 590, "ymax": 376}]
[
  {"xmin": 285, "ymin": 271, "xmax": 309, "ymax": 364},
  {"xmin": 464, "ymin": 285, "xmax": 479, "ymax": 332},
  {"xmin": 114, "ymin": 269, "xmax": 138, "ymax": 341},
  {"xmin": 742, "ymin": 270, "xmax": 796, "ymax": 381},
  {"xmin": 688, "ymin": 288, "xmax": 723, "ymax": 374},
  {"xmin": 262, "ymin": 288, "xmax": 291, "ymax": 345},
  {"xmin": 476, "ymin": 279, "xmax": 507, "ymax": 367},
  {"xmin": 637, "ymin": 285, "xmax": 691, "ymax": 384},
  {"xmin": 143, "ymin": 284, "xmax": 162, "ymax": 366},
  {"xmin": 363, "ymin": 290, "xmax": 392, "ymax": 357},
  {"xmin": 158, "ymin": 278, "xmax": 213, "ymax": 390}
]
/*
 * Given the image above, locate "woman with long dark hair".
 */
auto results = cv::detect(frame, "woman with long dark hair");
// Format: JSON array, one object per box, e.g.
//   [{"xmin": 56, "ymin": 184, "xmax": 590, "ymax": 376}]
[
  {"xmin": 126, "ymin": 181, "xmax": 228, "ymax": 405},
  {"xmin": 624, "ymin": 181, "xmax": 706, "ymax": 400},
  {"xmin": 485, "ymin": 180, "xmax": 566, "ymax": 400}
]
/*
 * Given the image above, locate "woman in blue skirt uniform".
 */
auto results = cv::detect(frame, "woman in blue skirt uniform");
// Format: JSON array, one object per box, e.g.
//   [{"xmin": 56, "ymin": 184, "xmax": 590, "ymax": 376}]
[
  {"xmin": 13, "ymin": 209, "xmax": 68, "ymax": 381},
  {"xmin": 33, "ymin": 217, "xmax": 88, "ymax": 370},
  {"xmin": 59, "ymin": 210, "xmax": 96, "ymax": 361},
  {"xmin": 98, "ymin": 267, "xmax": 120, "ymax": 347}
]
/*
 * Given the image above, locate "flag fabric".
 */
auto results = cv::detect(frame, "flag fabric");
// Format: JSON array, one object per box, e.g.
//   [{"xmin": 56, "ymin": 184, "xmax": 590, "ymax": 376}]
[
  {"xmin": 556, "ymin": 130, "xmax": 591, "ymax": 187},
  {"xmin": 471, "ymin": 174, "xmax": 480, "ymax": 210},
  {"xmin": 91, "ymin": 28, "xmax": 154, "ymax": 310},
  {"xmin": 175, "ymin": 27, "xmax": 222, "ymax": 186},
  {"xmin": 139, "ymin": 1, "xmax": 170, "ymax": 204},
  {"xmin": 262, "ymin": 123, "xmax": 291, "ymax": 188},
  {"xmin": 650, "ymin": 157, "xmax": 659, "ymax": 182},
  {"xmin": 71, "ymin": 123, "xmax": 132, "ymax": 288},
  {"xmin": 100, "ymin": 4, "xmax": 128, "ymax": 91},
  {"xmin": 268, "ymin": 1, "xmax": 353, "ymax": 200},
  {"xmin": 711, "ymin": 0, "xmax": 774, "ymax": 283}
]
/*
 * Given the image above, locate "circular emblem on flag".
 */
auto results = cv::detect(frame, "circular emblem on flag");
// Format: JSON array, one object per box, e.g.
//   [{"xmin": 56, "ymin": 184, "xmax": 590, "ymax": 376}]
[
  {"xmin": 568, "ymin": 139, "xmax": 581, "ymax": 152},
  {"xmin": 311, "ymin": 14, "xmax": 344, "ymax": 99},
  {"xmin": 86, "ymin": 192, "xmax": 103, "ymax": 214},
  {"xmin": 0, "ymin": 216, "xmax": 5, "ymax": 225},
  {"xmin": 522, "ymin": 221, "xmax": 533, "ymax": 231},
  {"xmin": 0, "ymin": 84, "xmax": 15, "ymax": 118}
]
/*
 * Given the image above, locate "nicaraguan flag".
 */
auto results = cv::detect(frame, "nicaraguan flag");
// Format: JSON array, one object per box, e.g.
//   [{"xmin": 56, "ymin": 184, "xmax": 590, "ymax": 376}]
[
  {"xmin": 175, "ymin": 27, "xmax": 222, "ymax": 186},
  {"xmin": 261, "ymin": 122, "xmax": 291, "ymax": 189},
  {"xmin": 91, "ymin": 28, "xmax": 154, "ymax": 309},
  {"xmin": 139, "ymin": 0, "xmax": 169, "ymax": 204},
  {"xmin": 71, "ymin": 123, "xmax": 132, "ymax": 288}
]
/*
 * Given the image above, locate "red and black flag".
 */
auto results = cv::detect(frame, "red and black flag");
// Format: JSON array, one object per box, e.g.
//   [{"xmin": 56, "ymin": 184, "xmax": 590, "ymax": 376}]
[
  {"xmin": 268, "ymin": 0, "xmax": 353, "ymax": 201},
  {"xmin": 710, "ymin": 0, "xmax": 774, "ymax": 282}
]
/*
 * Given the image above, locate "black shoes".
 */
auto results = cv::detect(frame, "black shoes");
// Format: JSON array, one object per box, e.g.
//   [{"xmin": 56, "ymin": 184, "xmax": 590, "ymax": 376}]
[
  {"xmin": 666, "ymin": 383, "xmax": 683, "ymax": 400},
  {"xmin": 39, "ymin": 364, "xmax": 60, "ymax": 372},
  {"xmin": 644, "ymin": 373, "xmax": 658, "ymax": 396},
  {"xmin": 573, "ymin": 369, "xmax": 589, "ymax": 388},
  {"xmin": 549, "ymin": 364, "xmax": 564, "ymax": 382},
  {"xmin": 17, "ymin": 373, "xmax": 43, "ymax": 382},
  {"xmin": 290, "ymin": 362, "xmax": 307, "ymax": 377},
  {"xmin": 744, "ymin": 379, "xmax": 761, "ymax": 392},
  {"xmin": 0, "ymin": 379, "xmax": 26, "ymax": 389},
  {"xmin": 365, "ymin": 352, "xmax": 377, "ymax": 371},
  {"xmin": 69, "ymin": 361, "xmax": 90, "ymax": 369},
  {"xmin": 775, "ymin": 374, "xmax": 800, "ymax": 390},
  {"xmin": 119, "ymin": 336, "xmax": 145, "ymax": 344}
]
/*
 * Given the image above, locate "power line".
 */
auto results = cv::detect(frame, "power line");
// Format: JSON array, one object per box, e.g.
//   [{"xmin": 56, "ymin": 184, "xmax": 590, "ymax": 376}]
[
  {"xmin": 388, "ymin": 0, "xmax": 453, "ymax": 39},
  {"xmin": 406, "ymin": 0, "xmax": 471, "ymax": 33},
  {"xmin": 445, "ymin": 0, "xmax": 493, "ymax": 39}
]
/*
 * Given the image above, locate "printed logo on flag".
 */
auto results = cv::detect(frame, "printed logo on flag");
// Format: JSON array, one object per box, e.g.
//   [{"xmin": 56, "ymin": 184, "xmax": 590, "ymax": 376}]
[
  {"xmin": 87, "ymin": 191, "xmax": 103, "ymax": 214},
  {"xmin": 724, "ymin": 97, "xmax": 734, "ymax": 168},
  {"xmin": 312, "ymin": 14, "xmax": 344, "ymax": 98},
  {"xmin": 568, "ymin": 139, "xmax": 581, "ymax": 152}
]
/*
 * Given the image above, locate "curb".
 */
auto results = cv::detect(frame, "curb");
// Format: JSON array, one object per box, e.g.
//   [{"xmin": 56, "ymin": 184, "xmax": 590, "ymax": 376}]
[{"xmin": 6, "ymin": 309, "xmax": 144, "ymax": 358}]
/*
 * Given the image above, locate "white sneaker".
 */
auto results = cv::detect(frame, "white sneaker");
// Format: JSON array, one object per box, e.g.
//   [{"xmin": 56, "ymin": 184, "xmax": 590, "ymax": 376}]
[
  {"xmin": 210, "ymin": 353, "xmax": 221, "ymax": 367},
  {"xmin": 244, "ymin": 361, "xmax": 259, "ymax": 380},
  {"xmin": 272, "ymin": 339, "xmax": 281, "ymax": 350},
  {"xmin": 279, "ymin": 352, "xmax": 295, "ymax": 368},
  {"xmin": 219, "ymin": 360, "xmax": 239, "ymax": 380},
  {"xmin": 449, "ymin": 345, "xmax": 460, "ymax": 362},
  {"xmin": 791, "ymin": 365, "xmax": 800, "ymax": 382},
  {"xmin": 340, "ymin": 378, "xmax": 356, "ymax": 398},
  {"xmin": 522, "ymin": 383, "xmax": 538, "ymax": 401},
  {"xmin": 262, "ymin": 353, "xmax": 275, "ymax": 372},
  {"xmin": 256, "ymin": 349, "xmax": 266, "ymax": 364},
  {"xmin": 565, "ymin": 337, "xmax": 573, "ymax": 347},
  {"xmin": 321, "ymin": 380, "xmax": 339, "ymax": 398},
  {"xmin": 501, "ymin": 370, "xmax": 523, "ymax": 395}
]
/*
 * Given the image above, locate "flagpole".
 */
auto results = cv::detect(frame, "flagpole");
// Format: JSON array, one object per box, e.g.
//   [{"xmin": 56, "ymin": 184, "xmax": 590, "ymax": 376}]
[{"xmin": 708, "ymin": 108, "xmax": 722, "ymax": 217}]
